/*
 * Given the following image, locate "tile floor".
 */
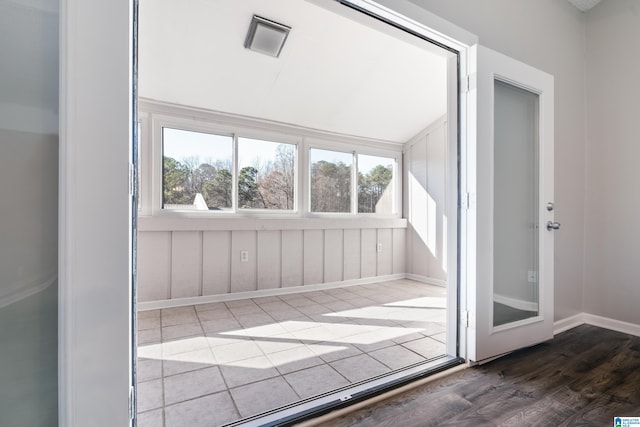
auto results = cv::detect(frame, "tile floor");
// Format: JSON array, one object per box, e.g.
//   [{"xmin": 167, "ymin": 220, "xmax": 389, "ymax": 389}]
[{"xmin": 136, "ymin": 279, "xmax": 447, "ymax": 427}]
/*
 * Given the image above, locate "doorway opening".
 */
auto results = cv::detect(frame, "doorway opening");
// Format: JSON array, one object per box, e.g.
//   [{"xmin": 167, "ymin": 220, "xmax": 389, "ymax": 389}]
[{"xmin": 134, "ymin": 0, "xmax": 462, "ymax": 424}]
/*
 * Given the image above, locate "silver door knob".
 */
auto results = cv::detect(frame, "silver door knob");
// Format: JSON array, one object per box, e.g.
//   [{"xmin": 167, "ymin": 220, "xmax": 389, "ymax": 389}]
[{"xmin": 546, "ymin": 221, "xmax": 561, "ymax": 231}]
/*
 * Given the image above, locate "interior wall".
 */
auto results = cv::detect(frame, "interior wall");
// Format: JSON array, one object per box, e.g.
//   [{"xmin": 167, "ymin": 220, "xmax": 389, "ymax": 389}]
[
  {"xmin": 583, "ymin": 0, "xmax": 640, "ymax": 325},
  {"xmin": 138, "ymin": 224, "xmax": 406, "ymax": 303},
  {"xmin": 408, "ymin": 0, "xmax": 587, "ymax": 322},
  {"xmin": 404, "ymin": 117, "xmax": 448, "ymax": 286},
  {"xmin": 0, "ymin": 1, "xmax": 59, "ymax": 425}
]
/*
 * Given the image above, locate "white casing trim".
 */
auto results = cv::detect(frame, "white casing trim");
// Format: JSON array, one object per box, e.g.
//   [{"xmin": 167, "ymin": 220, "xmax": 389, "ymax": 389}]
[{"xmin": 554, "ymin": 312, "xmax": 640, "ymax": 338}]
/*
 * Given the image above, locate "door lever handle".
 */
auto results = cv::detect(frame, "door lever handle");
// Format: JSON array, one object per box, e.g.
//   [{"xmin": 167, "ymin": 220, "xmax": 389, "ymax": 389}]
[{"xmin": 546, "ymin": 221, "xmax": 561, "ymax": 231}]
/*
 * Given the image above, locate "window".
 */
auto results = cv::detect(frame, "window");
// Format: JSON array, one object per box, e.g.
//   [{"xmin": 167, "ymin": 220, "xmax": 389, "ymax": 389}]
[
  {"xmin": 357, "ymin": 154, "xmax": 395, "ymax": 214},
  {"xmin": 161, "ymin": 127, "xmax": 296, "ymax": 212},
  {"xmin": 238, "ymin": 137, "xmax": 295, "ymax": 210},
  {"xmin": 310, "ymin": 148, "xmax": 353, "ymax": 213},
  {"xmin": 151, "ymin": 112, "xmax": 400, "ymax": 217},
  {"xmin": 309, "ymin": 149, "xmax": 397, "ymax": 215},
  {"xmin": 162, "ymin": 127, "xmax": 233, "ymax": 210}
]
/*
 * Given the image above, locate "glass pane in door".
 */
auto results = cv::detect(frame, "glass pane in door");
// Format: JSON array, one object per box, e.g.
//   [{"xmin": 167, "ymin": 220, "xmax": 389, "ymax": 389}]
[{"xmin": 493, "ymin": 80, "xmax": 539, "ymax": 327}]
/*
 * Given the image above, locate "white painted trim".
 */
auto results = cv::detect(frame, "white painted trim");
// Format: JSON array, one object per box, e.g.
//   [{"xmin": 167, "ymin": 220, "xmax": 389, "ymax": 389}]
[
  {"xmin": 138, "ymin": 273, "xmax": 408, "ymax": 311},
  {"xmin": 583, "ymin": 313, "xmax": 640, "ymax": 337},
  {"xmin": 553, "ymin": 313, "xmax": 585, "ymax": 335},
  {"xmin": 493, "ymin": 294, "xmax": 539, "ymax": 313},
  {"xmin": 341, "ymin": 0, "xmax": 478, "ymax": 51},
  {"xmin": 0, "ymin": 273, "xmax": 57, "ymax": 309},
  {"xmin": 59, "ymin": 0, "xmax": 134, "ymax": 425},
  {"xmin": 139, "ymin": 216, "xmax": 407, "ymax": 231},
  {"xmin": 141, "ymin": 99, "xmax": 404, "ymax": 148},
  {"xmin": 405, "ymin": 274, "xmax": 447, "ymax": 288},
  {"xmin": 553, "ymin": 312, "xmax": 640, "ymax": 338}
]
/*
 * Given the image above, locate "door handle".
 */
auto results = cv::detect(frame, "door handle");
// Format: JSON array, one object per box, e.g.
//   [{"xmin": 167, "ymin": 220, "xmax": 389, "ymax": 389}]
[{"xmin": 546, "ymin": 221, "xmax": 561, "ymax": 231}]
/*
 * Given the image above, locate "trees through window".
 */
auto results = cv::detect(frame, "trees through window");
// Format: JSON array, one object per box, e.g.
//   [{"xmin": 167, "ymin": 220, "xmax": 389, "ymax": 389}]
[
  {"xmin": 161, "ymin": 126, "xmax": 396, "ymax": 215},
  {"xmin": 162, "ymin": 128, "xmax": 295, "ymax": 211}
]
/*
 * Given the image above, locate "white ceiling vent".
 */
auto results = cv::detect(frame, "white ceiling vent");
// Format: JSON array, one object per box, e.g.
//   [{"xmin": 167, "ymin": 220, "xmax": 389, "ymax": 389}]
[
  {"xmin": 244, "ymin": 15, "xmax": 291, "ymax": 57},
  {"xmin": 567, "ymin": 0, "xmax": 601, "ymax": 12}
]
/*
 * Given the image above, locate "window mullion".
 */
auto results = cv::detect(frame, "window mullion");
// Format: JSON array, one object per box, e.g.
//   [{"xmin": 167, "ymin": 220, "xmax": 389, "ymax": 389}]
[
  {"xmin": 232, "ymin": 134, "xmax": 238, "ymax": 212},
  {"xmin": 352, "ymin": 151, "xmax": 357, "ymax": 215}
]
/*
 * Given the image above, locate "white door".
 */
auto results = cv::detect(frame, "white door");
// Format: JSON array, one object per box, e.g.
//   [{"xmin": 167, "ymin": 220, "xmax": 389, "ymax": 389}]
[{"xmin": 468, "ymin": 46, "xmax": 556, "ymax": 362}]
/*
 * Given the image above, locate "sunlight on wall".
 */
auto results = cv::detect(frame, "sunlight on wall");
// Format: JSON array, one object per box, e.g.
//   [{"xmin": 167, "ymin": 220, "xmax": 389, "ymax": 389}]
[{"xmin": 409, "ymin": 172, "xmax": 437, "ymax": 257}]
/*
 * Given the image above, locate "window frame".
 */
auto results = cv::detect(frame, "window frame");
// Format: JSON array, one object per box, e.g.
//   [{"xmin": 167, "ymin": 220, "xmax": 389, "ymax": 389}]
[
  {"xmin": 141, "ymin": 102, "xmax": 402, "ymax": 219},
  {"xmin": 305, "ymin": 137, "xmax": 401, "ymax": 219}
]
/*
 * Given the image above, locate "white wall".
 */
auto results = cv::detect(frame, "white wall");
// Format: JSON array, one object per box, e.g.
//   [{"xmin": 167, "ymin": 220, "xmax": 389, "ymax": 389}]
[
  {"xmin": 0, "ymin": 1, "xmax": 59, "ymax": 425},
  {"xmin": 584, "ymin": 0, "xmax": 640, "ymax": 325},
  {"xmin": 404, "ymin": 117, "xmax": 448, "ymax": 286},
  {"xmin": 409, "ymin": 0, "xmax": 587, "ymax": 321}
]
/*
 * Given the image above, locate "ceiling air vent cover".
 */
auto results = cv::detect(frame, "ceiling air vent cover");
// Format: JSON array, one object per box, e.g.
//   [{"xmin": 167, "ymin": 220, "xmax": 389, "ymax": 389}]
[
  {"xmin": 567, "ymin": 0, "xmax": 601, "ymax": 12},
  {"xmin": 244, "ymin": 15, "xmax": 291, "ymax": 58}
]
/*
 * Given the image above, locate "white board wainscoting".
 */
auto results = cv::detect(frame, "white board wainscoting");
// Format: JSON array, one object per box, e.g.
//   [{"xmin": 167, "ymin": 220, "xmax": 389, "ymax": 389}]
[{"xmin": 137, "ymin": 218, "xmax": 409, "ymax": 308}]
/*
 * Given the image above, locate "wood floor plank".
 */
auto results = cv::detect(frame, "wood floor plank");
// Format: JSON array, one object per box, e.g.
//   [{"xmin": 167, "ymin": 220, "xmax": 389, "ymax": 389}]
[{"xmin": 312, "ymin": 325, "xmax": 640, "ymax": 427}]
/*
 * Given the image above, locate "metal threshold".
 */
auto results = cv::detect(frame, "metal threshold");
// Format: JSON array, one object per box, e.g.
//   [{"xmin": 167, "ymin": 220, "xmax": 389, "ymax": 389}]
[{"xmin": 223, "ymin": 355, "xmax": 465, "ymax": 427}]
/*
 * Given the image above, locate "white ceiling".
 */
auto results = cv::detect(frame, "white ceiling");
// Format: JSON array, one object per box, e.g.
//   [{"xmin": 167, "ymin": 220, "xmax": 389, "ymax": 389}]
[{"xmin": 139, "ymin": 0, "xmax": 451, "ymax": 144}]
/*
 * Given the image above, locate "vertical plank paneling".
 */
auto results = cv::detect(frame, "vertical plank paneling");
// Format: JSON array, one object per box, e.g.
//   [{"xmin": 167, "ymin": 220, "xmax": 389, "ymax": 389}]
[
  {"xmin": 231, "ymin": 231, "xmax": 257, "ymax": 293},
  {"xmin": 171, "ymin": 231, "xmax": 202, "ymax": 298},
  {"xmin": 408, "ymin": 135, "xmax": 431, "ymax": 278},
  {"xmin": 282, "ymin": 230, "xmax": 303, "ymax": 287},
  {"xmin": 377, "ymin": 228, "xmax": 393, "ymax": 276},
  {"xmin": 257, "ymin": 230, "xmax": 281, "ymax": 290},
  {"xmin": 324, "ymin": 229, "xmax": 343, "ymax": 283},
  {"xmin": 343, "ymin": 229, "xmax": 361, "ymax": 280},
  {"xmin": 137, "ymin": 231, "xmax": 171, "ymax": 301},
  {"xmin": 393, "ymin": 228, "xmax": 407, "ymax": 274},
  {"xmin": 361, "ymin": 229, "xmax": 377, "ymax": 278},
  {"xmin": 426, "ymin": 124, "xmax": 448, "ymax": 281},
  {"xmin": 202, "ymin": 231, "xmax": 231, "ymax": 296},
  {"xmin": 304, "ymin": 229, "xmax": 324, "ymax": 285}
]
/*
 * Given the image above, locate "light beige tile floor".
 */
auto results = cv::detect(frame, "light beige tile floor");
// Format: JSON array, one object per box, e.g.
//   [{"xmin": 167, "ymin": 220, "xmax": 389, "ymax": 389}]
[{"xmin": 136, "ymin": 279, "xmax": 446, "ymax": 426}]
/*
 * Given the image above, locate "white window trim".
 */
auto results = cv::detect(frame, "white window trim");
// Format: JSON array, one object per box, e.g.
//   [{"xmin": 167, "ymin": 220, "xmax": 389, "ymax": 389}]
[{"xmin": 140, "ymin": 99, "xmax": 403, "ymax": 220}]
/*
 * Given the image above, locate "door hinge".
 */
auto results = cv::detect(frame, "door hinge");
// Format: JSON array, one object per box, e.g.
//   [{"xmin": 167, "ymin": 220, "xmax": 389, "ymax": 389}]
[
  {"xmin": 461, "ymin": 310, "xmax": 475, "ymax": 328},
  {"xmin": 461, "ymin": 73, "xmax": 477, "ymax": 94},
  {"xmin": 128, "ymin": 163, "xmax": 134, "ymax": 197},
  {"xmin": 128, "ymin": 385, "xmax": 135, "ymax": 420},
  {"xmin": 461, "ymin": 310, "xmax": 469, "ymax": 327},
  {"xmin": 461, "ymin": 192, "xmax": 476, "ymax": 210}
]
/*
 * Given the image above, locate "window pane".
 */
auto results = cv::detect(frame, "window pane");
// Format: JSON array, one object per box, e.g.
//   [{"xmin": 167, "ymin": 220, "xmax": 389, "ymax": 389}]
[
  {"xmin": 162, "ymin": 127, "xmax": 232, "ymax": 210},
  {"xmin": 238, "ymin": 137, "xmax": 296, "ymax": 210},
  {"xmin": 310, "ymin": 148, "xmax": 352, "ymax": 213},
  {"xmin": 358, "ymin": 154, "xmax": 394, "ymax": 214}
]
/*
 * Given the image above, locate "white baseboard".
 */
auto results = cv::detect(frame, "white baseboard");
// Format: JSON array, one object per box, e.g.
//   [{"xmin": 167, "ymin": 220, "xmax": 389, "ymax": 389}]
[
  {"xmin": 554, "ymin": 312, "xmax": 640, "ymax": 338},
  {"xmin": 139, "ymin": 273, "xmax": 407, "ymax": 311},
  {"xmin": 493, "ymin": 293, "xmax": 538, "ymax": 312},
  {"xmin": 405, "ymin": 274, "xmax": 447, "ymax": 288},
  {"xmin": 583, "ymin": 313, "xmax": 640, "ymax": 337},
  {"xmin": 553, "ymin": 313, "xmax": 585, "ymax": 335}
]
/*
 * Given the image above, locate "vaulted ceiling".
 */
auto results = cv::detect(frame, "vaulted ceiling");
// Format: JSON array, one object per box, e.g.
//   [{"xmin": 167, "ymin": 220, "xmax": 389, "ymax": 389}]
[{"xmin": 138, "ymin": 0, "xmax": 452, "ymax": 144}]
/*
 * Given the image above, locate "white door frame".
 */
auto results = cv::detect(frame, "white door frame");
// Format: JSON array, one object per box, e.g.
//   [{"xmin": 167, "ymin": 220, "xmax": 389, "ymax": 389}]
[
  {"xmin": 58, "ymin": 0, "xmax": 476, "ymax": 424},
  {"xmin": 59, "ymin": 0, "xmax": 135, "ymax": 425}
]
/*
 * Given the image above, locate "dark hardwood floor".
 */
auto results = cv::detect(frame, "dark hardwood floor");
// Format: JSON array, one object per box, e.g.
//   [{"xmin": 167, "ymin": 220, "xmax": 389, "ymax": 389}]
[{"xmin": 312, "ymin": 325, "xmax": 640, "ymax": 426}]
